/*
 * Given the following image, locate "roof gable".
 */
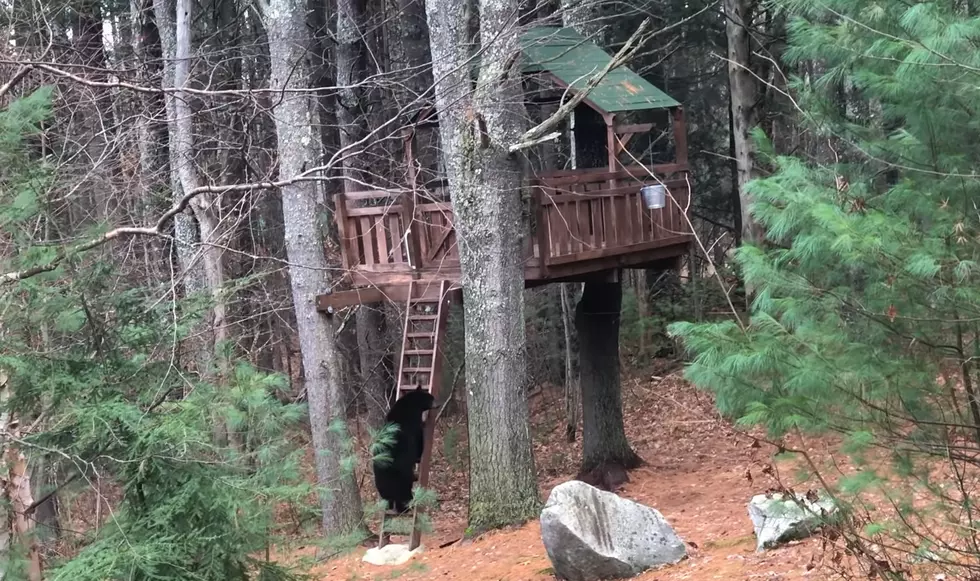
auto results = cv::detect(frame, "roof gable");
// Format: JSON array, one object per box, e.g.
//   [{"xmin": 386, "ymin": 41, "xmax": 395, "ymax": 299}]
[{"xmin": 520, "ymin": 26, "xmax": 680, "ymax": 114}]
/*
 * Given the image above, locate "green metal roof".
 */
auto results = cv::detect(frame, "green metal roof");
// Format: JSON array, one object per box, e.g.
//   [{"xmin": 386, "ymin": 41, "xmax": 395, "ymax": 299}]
[{"xmin": 520, "ymin": 26, "xmax": 680, "ymax": 113}]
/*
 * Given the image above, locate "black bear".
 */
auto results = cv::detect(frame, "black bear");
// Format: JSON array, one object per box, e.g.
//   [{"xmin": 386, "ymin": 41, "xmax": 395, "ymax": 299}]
[{"xmin": 372, "ymin": 387, "xmax": 436, "ymax": 514}]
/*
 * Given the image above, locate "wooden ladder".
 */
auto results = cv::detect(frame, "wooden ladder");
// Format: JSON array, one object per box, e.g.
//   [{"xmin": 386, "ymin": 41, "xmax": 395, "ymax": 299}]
[{"xmin": 382, "ymin": 279, "xmax": 456, "ymax": 551}]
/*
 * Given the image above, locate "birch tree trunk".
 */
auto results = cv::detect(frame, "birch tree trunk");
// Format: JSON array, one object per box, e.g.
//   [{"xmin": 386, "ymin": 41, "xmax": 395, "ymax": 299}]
[
  {"xmin": 427, "ymin": 0, "xmax": 539, "ymax": 531},
  {"xmin": 263, "ymin": 0, "xmax": 365, "ymax": 537},
  {"xmin": 725, "ymin": 0, "xmax": 764, "ymax": 247},
  {"xmin": 154, "ymin": 0, "xmax": 227, "ymax": 394}
]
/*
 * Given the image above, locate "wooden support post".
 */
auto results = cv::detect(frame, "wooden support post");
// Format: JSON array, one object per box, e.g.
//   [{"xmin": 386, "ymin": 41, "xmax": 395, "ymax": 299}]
[
  {"xmin": 604, "ymin": 113, "xmax": 617, "ymax": 175},
  {"xmin": 334, "ymin": 193, "xmax": 352, "ymax": 272},
  {"xmin": 402, "ymin": 134, "xmax": 423, "ymax": 275},
  {"xmin": 533, "ymin": 183, "xmax": 550, "ymax": 276}
]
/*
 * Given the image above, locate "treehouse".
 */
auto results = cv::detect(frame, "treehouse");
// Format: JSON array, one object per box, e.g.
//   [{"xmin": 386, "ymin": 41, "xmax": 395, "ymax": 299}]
[{"xmin": 317, "ymin": 26, "xmax": 694, "ymax": 549}]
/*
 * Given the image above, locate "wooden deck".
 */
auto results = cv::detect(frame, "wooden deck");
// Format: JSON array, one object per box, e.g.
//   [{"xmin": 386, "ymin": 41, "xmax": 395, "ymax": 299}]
[{"xmin": 318, "ymin": 164, "xmax": 693, "ymax": 310}]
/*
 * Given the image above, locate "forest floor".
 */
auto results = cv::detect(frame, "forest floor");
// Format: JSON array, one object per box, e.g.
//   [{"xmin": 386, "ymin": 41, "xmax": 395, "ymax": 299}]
[{"xmin": 293, "ymin": 358, "xmax": 848, "ymax": 581}]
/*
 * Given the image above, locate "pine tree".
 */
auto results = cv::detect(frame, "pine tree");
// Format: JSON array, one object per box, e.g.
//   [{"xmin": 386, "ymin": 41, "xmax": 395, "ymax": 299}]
[
  {"xmin": 671, "ymin": 1, "xmax": 980, "ymax": 577},
  {"xmin": 0, "ymin": 89, "xmax": 311, "ymax": 581}
]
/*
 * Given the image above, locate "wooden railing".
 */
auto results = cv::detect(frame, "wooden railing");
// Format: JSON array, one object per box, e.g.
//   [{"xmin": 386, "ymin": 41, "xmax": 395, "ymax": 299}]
[
  {"xmin": 334, "ymin": 164, "xmax": 691, "ymax": 276},
  {"xmin": 532, "ymin": 165, "xmax": 691, "ymax": 273}
]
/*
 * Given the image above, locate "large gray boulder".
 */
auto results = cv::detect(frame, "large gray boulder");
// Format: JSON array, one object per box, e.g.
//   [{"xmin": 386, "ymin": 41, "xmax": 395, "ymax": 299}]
[
  {"xmin": 540, "ymin": 480, "xmax": 687, "ymax": 581},
  {"xmin": 748, "ymin": 492, "xmax": 838, "ymax": 551}
]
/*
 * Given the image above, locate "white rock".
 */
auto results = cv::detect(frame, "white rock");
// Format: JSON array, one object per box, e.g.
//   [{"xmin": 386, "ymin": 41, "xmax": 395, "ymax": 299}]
[
  {"xmin": 540, "ymin": 480, "xmax": 687, "ymax": 581},
  {"xmin": 748, "ymin": 492, "xmax": 838, "ymax": 551},
  {"xmin": 361, "ymin": 543, "xmax": 423, "ymax": 566}
]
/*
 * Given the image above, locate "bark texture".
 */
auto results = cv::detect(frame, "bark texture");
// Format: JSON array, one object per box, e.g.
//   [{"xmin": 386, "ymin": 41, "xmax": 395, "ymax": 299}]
[
  {"xmin": 357, "ymin": 305, "xmax": 391, "ymax": 429},
  {"xmin": 575, "ymin": 281, "xmax": 642, "ymax": 491},
  {"xmin": 560, "ymin": 283, "xmax": 579, "ymax": 442},
  {"xmin": 154, "ymin": 0, "xmax": 227, "ymax": 391},
  {"xmin": 264, "ymin": 0, "xmax": 365, "ymax": 536},
  {"xmin": 335, "ymin": 0, "xmax": 392, "ymax": 426},
  {"xmin": 426, "ymin": 0, "xmax": 539, "ymax": 531},
  {"xmin": 724, "ymin": 0, "xmax": 764, "ymax": 247}
]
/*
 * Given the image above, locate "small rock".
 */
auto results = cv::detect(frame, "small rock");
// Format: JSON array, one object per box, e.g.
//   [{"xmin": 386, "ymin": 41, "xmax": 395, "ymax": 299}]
[
  {"xmin": 540, "ymin": 480, "xmax": 687, "ymax": 581},
  {"xmin": 748, "ymin": 492, "xmax": 838, "ymax": 551},
  {"xmin": 361, "ymin": 543, "xmax": 423, "ymax": 566}
]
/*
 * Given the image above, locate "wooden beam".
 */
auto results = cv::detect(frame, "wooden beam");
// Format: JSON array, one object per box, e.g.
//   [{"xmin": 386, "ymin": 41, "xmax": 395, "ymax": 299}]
[
  {"xmin": 537, "ymin": 164, "xmax": 689, "ymax": 186},
  {"xmin": 614, "ymin": 133, "xmax": 635, "ymax": 155},
  {"xmin": 613, "ymin": 123, "xmax": 654, "ymax": 135},
  {"xmin": 334, "ymin": 193, "xmax": 352, "ymax": 272},
  {"xmin": 316, "ymin": 282, "xmax": 460, "ymax": 311}
]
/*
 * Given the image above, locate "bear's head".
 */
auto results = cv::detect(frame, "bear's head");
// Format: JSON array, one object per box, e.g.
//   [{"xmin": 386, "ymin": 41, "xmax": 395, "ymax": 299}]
[{"xmin": 387, "ymin": 386, "xmax": 437, "ymax": 423}]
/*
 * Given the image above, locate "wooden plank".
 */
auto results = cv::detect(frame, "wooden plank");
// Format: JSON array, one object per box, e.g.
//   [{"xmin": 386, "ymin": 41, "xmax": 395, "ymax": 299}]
[
  {"xmin": 316, "ymin": 282, "xmax": 460, "ymax": 311},
  {"xmin": 578, "ymin": 199, "xmax": 592, "ymax": 250},
  {"xmin": 537, "ymin": 180, "xmax": 687, "ymax": 204},
  {"xmin": 376, "ymin": 216, "xmax": 390, "ymax": 264},
  {"xmin": 613, "ymin": 122, "xmax": 654, "ymax": 135},
  {"xmin": 359, "ymin": 216, "xmax": 376, "ymax": 265},
  {"xmin": 416, "ymin": 201, "xmax": 453, "ymax": 212},
  {"xmin": 345, "ymin": 189, "xmax": 407, "ymax": 201},
  {"xmin": 618, "ymin": 193, "xmax": 632, "ymax": 246},
  {"xmin": 347, "ymin": 205, "xmax": 402, "ymax": 217},
  {"xmin": 556, "ymin": 201, "xmax": 576, "ymax": 254},
  {"xmin": 334, "ymin": 193, "xmax": 352, "ymax": 272},
  {"xmin": 533, "ymin": 187, "xmax": 550, "ymax": 276},
  {"xmin": 547, "ymin": 235, "xmax": 694, "ymax": 266},
  {"xmin": 537, "ymin": 163, "xmax": 689, "ymax": 185},
  {"xmin": 390, "ymin": 215, "xmax": 405, "ymax": 263}
]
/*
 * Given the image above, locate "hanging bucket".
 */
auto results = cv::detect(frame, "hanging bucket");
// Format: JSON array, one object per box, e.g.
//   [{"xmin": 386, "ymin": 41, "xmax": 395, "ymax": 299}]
[{"xmin": 640, "ymin": 184, "xmax": 667, "ymax": 210}]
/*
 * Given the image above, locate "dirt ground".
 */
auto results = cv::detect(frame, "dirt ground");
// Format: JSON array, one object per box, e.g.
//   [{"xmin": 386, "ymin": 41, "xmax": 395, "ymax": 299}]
[{"xmin": 305, "ymin": 360, "xmax": 844, "ymax": 581}]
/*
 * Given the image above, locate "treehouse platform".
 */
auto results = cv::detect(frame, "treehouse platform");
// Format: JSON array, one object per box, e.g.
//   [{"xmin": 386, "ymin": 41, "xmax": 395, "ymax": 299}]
[{"xmin": 317, "ymin": 163, "xmax": 693, "ymax": 311}]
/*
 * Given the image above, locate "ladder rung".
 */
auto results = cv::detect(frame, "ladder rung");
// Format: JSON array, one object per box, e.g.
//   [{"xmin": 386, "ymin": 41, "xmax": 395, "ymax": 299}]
[
  {"xmin": 403, "ymin": 349, "xmax": 434, "ymax": 355},
  {"xmin": 406, "ymin": 332, "xmax": 433, "ymax": 339},
  {"xmin": 410, "ymin": 315, "xmax": 439, "ymax": 321},
  {"xmin": 399, "ymin": 385, "xmax": 430, "ymax": 392},
  {"xmin": 401, "ymin": 367, "xmax": 432, "ymax": 373}
]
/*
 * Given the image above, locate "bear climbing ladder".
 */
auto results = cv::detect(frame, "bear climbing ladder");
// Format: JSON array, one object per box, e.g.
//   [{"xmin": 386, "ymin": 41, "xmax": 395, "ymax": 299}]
[{"xmin": 385, "ymin": 280, "xmax": 457, "ymax": 550}]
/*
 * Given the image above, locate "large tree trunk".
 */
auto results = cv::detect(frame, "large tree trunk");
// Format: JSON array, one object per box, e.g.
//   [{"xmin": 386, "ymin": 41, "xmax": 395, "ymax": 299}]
[
  {"xmin": 264, "ymin": 0, "xmax": 365, "ymax": 537},
  {"xmin": 357, "ymin": 305, "xmax": 391, "ymax": 429},
  {"xmin": 154, "ymin": 0, "xmax": 227, "ymax": 393},
  {"xmin": 575, "ymin": 281, "xmax": 642, "ymax": 491},
  {"xmin": 725, "ymin": 0, "xmax": 764, "ymax": 247},
  {"xmin": 426, "ymin": 0, "xmax": 539, "ymax": 531},
  {"xmin": 336, "ymin": 0, "xmax": 392, "ymax": 427}
]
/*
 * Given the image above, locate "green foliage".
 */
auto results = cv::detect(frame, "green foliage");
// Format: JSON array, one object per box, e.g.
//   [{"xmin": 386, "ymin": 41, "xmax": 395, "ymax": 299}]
[
  {"xmin": 0, "ymin": 90, "xmax": 310, "ymax": 581},
  {"xmin": 670, "ymin": 0, "xmax": 980, "ymax": 575}
]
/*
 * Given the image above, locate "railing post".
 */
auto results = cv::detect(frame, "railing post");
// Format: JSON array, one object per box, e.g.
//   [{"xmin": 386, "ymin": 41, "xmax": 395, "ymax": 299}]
[
  {"xmin": 402, "ymin": 133, "xmax": 424, "ymax": 274},
  {"xmin": 334, "ymin": 193, "xmax": 352, "ymax": 271},
  {"xmin": 533, "ymin": 183, "xmax": 550, "ymax": 275}
]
